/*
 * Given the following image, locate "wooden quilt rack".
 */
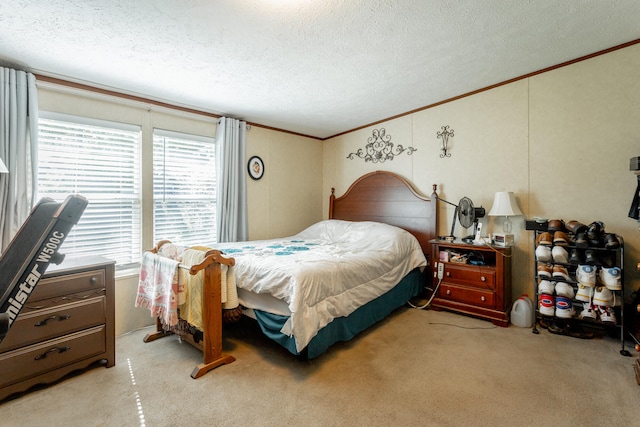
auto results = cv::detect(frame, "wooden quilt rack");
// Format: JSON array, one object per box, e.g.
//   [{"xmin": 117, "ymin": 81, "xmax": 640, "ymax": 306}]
[{"xmin": 142, "ymin": 240, "xmax": 236, "ymax": 379}]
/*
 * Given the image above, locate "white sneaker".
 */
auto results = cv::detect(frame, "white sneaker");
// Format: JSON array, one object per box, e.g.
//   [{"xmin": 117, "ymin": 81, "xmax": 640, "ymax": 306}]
[
  {"xmin": 552, "ymin": 246, "xmax": 569, "ymax": 263},
  {"xmin": 599, "ymin": 306, "xmax": 617, "ymax": 323},
  {"xmin": 555, "ymin": 296, "xmax": 575, "ymax": 319},
  {"xmin": 539, "ymin": 294, "xmax": 555, "ymax": 317},
  {"xmin": 538, "ymin": 280, "xmax": 555, "ymax": 295},
  {"xmin": 576, "ymin": 265, "xmax": 596, "ymax": 287},
  {"xmin": 536, "ymin": 245, "xmax": 552, "ymax": 262},
  {"xmin": 612, "ymin": 291, "xmax": 622, "ymax": 307},
  {"xmin": 575, "ymin": 284, "xmax": 593, "ymax": 303},
  {"xmin": 599, "ymin": 267, "xmax": 622, "ymax": 290},
  {"xmin": 593, "ymin": 286, "xmax": 614, "ymax": 307},
  {"xmin": 579, "ymin": 303, "xmax": 597, "ymax": 320},
  {"xmin": 555, "ymin": 282, "xmax": 575, "ymax": 299}
]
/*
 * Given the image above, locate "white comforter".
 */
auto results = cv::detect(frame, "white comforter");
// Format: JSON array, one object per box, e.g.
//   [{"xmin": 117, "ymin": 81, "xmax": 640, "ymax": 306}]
[{"xmin": 217, "ymin": 220, "xmax": 427, "ymax": 352}]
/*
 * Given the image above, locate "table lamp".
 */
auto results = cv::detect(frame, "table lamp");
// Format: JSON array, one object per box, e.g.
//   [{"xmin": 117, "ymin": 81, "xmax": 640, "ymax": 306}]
[{"xmin": 488, "ymin": 191, "xmax": 523, "ymax": 233}]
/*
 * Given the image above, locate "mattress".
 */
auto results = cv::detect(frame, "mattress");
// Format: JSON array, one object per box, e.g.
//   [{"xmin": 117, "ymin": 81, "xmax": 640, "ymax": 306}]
[{"xmin": 216, "ymin": 220, "xmax": 427, "ymax": 353}]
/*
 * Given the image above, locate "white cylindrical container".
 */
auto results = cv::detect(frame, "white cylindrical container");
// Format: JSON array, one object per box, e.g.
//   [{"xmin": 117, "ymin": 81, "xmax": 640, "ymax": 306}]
[{"xmin": 511, "ymin": 295, "xmax": 533, "ymax": 327}]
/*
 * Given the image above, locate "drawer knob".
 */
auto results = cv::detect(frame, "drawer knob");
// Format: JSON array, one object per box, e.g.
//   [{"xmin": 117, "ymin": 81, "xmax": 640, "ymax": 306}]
[
  {"xmin": 35, "ymin": 314, "xmax": 71, "ymax": 327},
  {"xmin": 90, "ymin": 277, "xmax": 98, "ymax": 285},
  {"xmin": 446, "ymin": 289, "xmax": 451, "ymax": 295},
  {"xmin": 446, "ymin": 272, "xmax": 450, "ymax": 277},
  {"xmin": 481, "ymin": 276, "xmax": 486, "ymax": 282},
  {"xmin": 35, "ymin": 346, "xmax": 70, "ymax": 360},
  {"xmin": 481, "ymin": 296, "xmax": 486, "ymax": 302}
]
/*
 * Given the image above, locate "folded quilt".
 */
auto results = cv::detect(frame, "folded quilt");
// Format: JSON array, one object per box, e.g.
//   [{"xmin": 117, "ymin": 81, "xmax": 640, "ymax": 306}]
[{"xmin": 178, "ymin": 248, "xmax": 239, "ymax": 330}]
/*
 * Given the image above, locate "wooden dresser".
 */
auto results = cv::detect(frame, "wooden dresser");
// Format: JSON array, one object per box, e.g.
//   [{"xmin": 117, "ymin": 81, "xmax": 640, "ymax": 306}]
[
  {"xmin": 0, "ymin": 256, "xmax": 115, "ymax": 401},
  {"xmin": 430, "ymin": 240, "xmax": 512, "ymax": 327}
]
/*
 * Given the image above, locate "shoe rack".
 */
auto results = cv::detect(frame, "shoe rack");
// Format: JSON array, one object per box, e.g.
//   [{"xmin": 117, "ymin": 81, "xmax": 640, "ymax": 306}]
[{"xmin": 527, "ymin": 219, "xmax": 631, "ymax": 356}]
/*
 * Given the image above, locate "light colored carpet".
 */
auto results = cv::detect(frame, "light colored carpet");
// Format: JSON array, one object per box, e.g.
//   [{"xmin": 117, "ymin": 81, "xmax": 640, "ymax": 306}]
[{"xmin": 1, "ymin": 307, "xmax": 640, "ymax": 426}]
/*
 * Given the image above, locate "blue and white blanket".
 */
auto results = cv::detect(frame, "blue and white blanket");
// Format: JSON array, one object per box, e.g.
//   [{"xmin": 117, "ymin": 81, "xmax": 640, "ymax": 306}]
[{"xmin": 216, "ymin": 220, "xmax": 427, "ymax": 352}]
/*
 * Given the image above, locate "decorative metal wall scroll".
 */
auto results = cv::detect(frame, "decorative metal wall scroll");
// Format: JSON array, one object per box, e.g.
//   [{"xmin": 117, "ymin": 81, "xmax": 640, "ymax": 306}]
[
  {"xmin": 346, "ymin": 128, "xmax": 417, "ymax": 163},
  {"xmin": 437, "ymin": 125, "xmax": 454, "ymax": 158}
]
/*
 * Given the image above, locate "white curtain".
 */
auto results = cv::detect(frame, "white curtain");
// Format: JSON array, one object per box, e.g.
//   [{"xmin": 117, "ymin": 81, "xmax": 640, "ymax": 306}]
[
  {"xmin": 0, "ymin": 67, "xmax": 39, "ymax": 252},
  {"xmin": 215, "ymin": 117, "xmax": 248, "ymax": 243}
]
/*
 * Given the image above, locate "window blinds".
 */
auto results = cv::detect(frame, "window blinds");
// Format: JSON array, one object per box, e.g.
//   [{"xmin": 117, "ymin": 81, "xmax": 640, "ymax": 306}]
[
  {"xmin": 153, "ymin": 129, "xmax": 217, "ymax": 247},
  {"xmin": 38, "ymin": 115, "xmax": 142, "ymax": 267}
]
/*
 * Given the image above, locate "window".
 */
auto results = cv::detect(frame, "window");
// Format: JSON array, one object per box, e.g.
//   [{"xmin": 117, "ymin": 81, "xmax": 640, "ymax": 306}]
[
  {"xmin": 38, "ymin": 113, "xmax": 142, "ymax": 268},
  {"xmin": 153, "ymin": 130, "xmax": 216, "ymax": 246}
]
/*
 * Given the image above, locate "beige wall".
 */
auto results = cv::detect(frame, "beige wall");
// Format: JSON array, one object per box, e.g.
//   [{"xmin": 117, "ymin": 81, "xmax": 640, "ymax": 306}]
[
  {"xmin": 323, "ymin": 43, "xmax": 640, "ymax": 303},
  {"xmin": 37, "ymin": 84, "xmax": 323, "ymax": 335}
]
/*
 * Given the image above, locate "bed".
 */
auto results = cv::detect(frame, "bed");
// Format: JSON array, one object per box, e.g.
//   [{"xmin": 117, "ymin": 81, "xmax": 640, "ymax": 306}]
[
  {"xmin": 224, "ymin": 171, "xmax": 438, "ymax": 358},
  {"xmin": 140, "ymin": 170, "xmax": 438, "ymax": 371}
]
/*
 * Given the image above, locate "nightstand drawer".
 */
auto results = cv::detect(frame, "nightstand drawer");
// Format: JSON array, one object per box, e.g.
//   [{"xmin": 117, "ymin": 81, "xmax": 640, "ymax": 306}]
[
  {"xmin": 0, "ymin": 297, "xmax": 106, "ymax": 353},
  {"xmin": 0, "ymin": 326, "xmax": 106, "ymax": 388},
  {"xmin": 29, "ymin": 269, "xmax": 105, "ymax": 302},
  {"xmin": 438, "ymin": 283, "xmax": 496, "ymax": 309},
  {"xmin": 442, "ymin": 263, "xmax": 496, "ymax": 289}
]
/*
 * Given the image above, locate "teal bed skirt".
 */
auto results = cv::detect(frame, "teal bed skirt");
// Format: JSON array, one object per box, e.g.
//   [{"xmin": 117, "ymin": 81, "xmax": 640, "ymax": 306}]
[{"xmin": 253, "ymin": 268, "xmax": 424, "ymax": 359}]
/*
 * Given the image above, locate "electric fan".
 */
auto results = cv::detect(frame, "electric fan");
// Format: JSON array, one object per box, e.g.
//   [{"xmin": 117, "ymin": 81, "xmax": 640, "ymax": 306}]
[{"xmin": 437, "ymin": 196, "xmax": 485, "ymax": 242}]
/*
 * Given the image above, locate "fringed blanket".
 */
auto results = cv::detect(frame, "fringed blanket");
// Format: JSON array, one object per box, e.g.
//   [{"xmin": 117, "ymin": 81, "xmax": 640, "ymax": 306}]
[
  {"xmin": 178, "ymin": 248, "xmax": 206, "ymax": 330},
  {"xmin": 136, "ymin": 251, "xmax": 180, "ymax": 326},
  {"xmin": 179, "ymin": 248, "xmax": 238, "ymax": 330},
  {"xmin": 136, "ymin": 243, "xmax": 240, "ymax": 330}
]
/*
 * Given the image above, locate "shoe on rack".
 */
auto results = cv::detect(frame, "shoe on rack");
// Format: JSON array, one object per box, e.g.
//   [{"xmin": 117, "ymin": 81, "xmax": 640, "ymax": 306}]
[
  {"xmin": 552, "ymin": 265, "xmax": 571, "ymax": 281},
  {"xmin": 599, "ymin": 267, "xmax": 622, "ymax": 290},
  {"xmin": 555, "ymin": 295, "xmax": 575, "ymax": 319},
  {"xmin": 536, "ymin": 245, "xmax": 552, "ymax": 262},
  {"xmin": 547, "ymin": 219, "xmax": 565, "ymax": 232},
  {"xmin": 562, "ymin": 323, "xmax": 594, "ymax": 339},
  {"xmin": 593, "ymin": 286, "xmax": 614, "ymax": 307},
  {"xmin": 536, "ymin": 232, "xmax": 553, "ymax": 246},
  {"xmin": 538, "ymin": 279, "xmax": 555, "ymax": 295},
  {"xmin": 566, "ymin": 220, "xmax": 587, "ymax": 235},
  {"xmin": 552, "ymin": 246, "xmax": 569, "ymax": 263},
  {"xmin": 579, "ymin": 302, "xmax": 597, "ymax": 321},
  {"xmin": 553, "ymin": 231, "xmax": 572, "ymax": 246},
  {"xmin": 587, "ymin": 221, "xmax": 605, "ymax": 241},
  {"xmin": 604, "ymin": 233, "xmax": 620, "ymax": 249},
  {"xmin": 537, "ymin": 263, "xmax": 552, "ymax": 278},
  {"xmin": 576, "ymin": 264, "xmax": 596, "ymax": 286},
  {"xmin": 598, "ymin": 306, "xmax": 617, "ymax": 324},
  {"xmin": 568, "ymin": 249, "xmax": 582, "ymax": 265},
  {"xmin": 575, "ymin": 232, "xmax": 589, "ymax": 249},
  {"xmin": 555, "ymin": 282, "xmax": 575, "ymax": 299},
  {"xmin": 584, "ymin": 250, "xmax": 603, "ymax": 265},
  {"xmin": 575, "ymin": 283, "xmax": 594, "ymax": 302},
  {"xmin": 539, "ymin": 318, "xmax": 564, "ymax": 334},
  {"xmin": 539, "ymin": 293, "xmax": 555, "ymax": 317},
  {"xmin": 612, "ymin": 291, "xmax": 622, "ymax": 307}
]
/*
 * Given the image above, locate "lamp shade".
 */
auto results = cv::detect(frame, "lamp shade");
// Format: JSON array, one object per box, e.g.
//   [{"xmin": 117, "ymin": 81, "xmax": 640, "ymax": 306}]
[
  {"xmin": 488, "ymin": 192, "xmax": 523, "ymax": 217},
  {"xmin": 0, "ymin": 158, "xmax": 7, "ymax": 174}
]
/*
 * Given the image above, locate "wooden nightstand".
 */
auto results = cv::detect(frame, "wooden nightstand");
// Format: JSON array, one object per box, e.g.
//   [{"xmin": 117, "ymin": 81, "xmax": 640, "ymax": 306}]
[
  {"xmin": 430, "ymin": 240, "xmax": 512, "ymax": 327},
  {"xmin": 0, "ymin": 256, "xmax": 115, "ymax": 401}
]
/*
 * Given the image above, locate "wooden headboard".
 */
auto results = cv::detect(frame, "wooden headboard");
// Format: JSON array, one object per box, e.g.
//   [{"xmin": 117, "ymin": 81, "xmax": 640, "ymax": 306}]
[{"xmin": 328, "ymin": 171, "xmax": 438, "ymax": 260}]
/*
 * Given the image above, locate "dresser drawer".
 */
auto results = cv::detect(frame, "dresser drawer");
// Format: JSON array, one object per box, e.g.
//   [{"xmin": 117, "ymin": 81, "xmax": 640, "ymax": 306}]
[
  {"xmin": 437, "ymin": 283, "xmax": 496, "ymax": 309},
  {"xmin": 0, "ymin": 326, "xmax": 106, "ymax": 388},
  {"xmin": 441, "ymin": 263, "xmax": 496, "ymax": 290},
  {"xmin": 29, "ymin": 269, "xmax": 105, "ymax": 302},
  {"xmin": 0, "ymin": 297, "xmax": 106, "ymax": 353}
]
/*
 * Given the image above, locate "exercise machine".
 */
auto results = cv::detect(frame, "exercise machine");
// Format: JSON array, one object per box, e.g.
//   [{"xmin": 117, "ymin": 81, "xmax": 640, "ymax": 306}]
[{"xmin": 0, "ymin": 195, "xmax": 87, "ymax": 344}]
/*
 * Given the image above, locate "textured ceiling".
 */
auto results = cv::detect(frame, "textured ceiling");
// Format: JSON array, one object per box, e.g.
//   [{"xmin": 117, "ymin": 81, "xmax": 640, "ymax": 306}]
[{"xmin": 1, "ymin": 0, "xmax": 639, "ymax": 139}]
